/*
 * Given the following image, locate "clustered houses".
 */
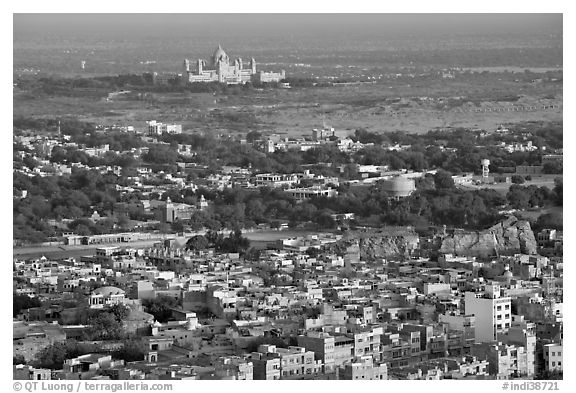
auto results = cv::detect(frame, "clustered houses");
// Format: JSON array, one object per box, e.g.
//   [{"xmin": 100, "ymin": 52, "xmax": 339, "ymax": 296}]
[
  {"xmin": 14, "ymin": 224, "xmax": 562, "ymax": 380},
  {"xmin": 13, "ymin": 121, "xmax": 563, "ymax": 380},
  {"xmin": 13, "ymin": 124, "xmax": 562, "ymax": 238}
]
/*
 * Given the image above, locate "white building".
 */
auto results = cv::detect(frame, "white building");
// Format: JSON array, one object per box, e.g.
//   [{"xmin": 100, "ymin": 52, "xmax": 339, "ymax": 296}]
[
  {"xmin": 285, "ymin": 187, "xmax": 338, "ymax": 201},
  {"xmin": 465, "ymin": 284, "xmax": 512, "ymax": 342},
  {"xmin": 543, "ymin": 343, "xmax": 562, "ymax": 373},
  {"xmin": 88, "ymin": 286, "xmax": 126, "ymax": 309},
  {"xmin": 147, "ymin": 120, "xmax": 182, "ymax": 135}
]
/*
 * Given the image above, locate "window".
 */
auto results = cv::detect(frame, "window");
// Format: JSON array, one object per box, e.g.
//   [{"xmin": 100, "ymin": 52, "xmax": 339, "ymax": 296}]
[
  {"xmin": 558, "ymin": 362, "xmax": 561, "ymax": 366},
  {"xmin": 496, "ymin": 324, "xmax": 502, "ymax": 329},
  {"xmin": 552, "ymin": 362, "xmax": 556, "ymax": 367},
  {"xmin": 552, "ymin": 352, "xmax": 555, "ymax": 356},
  {"xmin": 558, "ymin": 352, "xmax": 561, "ymax": 356},
  {"xmin": 496, "ymin": 306, "xmax": 502, "ymax": 311},
  {"xmin": 497, "ymin": 315, "xmax": 502, "ymax": 320},
  {"xmin": 505, "ymin": 304, "xmax": 510, "ymax": 310}
]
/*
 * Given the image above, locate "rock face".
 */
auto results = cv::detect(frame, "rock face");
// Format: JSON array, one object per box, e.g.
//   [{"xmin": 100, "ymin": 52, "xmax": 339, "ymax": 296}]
[
  {"xmin": 331, "ymin": 217, "xmax": 536, "ymax": 261},
  {"xmin": 438, "ymin": 216, "xmax": 537, "ymax": 257},
  {"xmin": 335, "ymin": 228, "xmax": 420, "ymax": 261}
]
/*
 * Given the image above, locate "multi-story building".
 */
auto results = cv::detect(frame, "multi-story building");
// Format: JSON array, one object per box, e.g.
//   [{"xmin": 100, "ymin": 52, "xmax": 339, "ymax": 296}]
[
  {"xmin": 542, "ymin": 343, "xmax": 562, "ymax": 374},
  {"xmin": 297, "ymin": 332, "xmax": 336, "ymax": 372},
  {"xmin": 256, "ymin": 344, "xmax": 320, "ymax": 379},
  {"xmin": 471, "ymin": 342, "xmax": 530, "ymax": 379},
  {"xmin": 254, "ymin": 173, "xmax": 298, "ymax": 188},
  {"xmin": 285, "ymin": 186, "xmax": 338, "ymax": 201},
  {"xmin": 338, "ymin": 356, "xmax": 388, "ymax": 380},
  {"xmin": 13, "ymin": 365, "xmax": 51, "ymax": 380},
  {"xmin": 465, "ymin": 284, "xmax": 512, "ymax": 342},
  {"xmin": 351, "ymin": 327, "xmax": 383, "ymax": 359},
  {"xmin": 498, "ymin": 315, "xmax": 536, "ymax": 377},
  {"xmin": 438, "ymin": 313, "xmax": 476, "ymax": 342},
  {"xmin": 248, "ymin": 351, "xmax": 281, "ymax": 380},
  {"xmin": 146, "ymin": 120, "xmax": 182, "ymax": 135},
  {"xmin": 381, "ymin": 332, "xmax": 415, "ymax": 368},
  {"xmin": 333, "ymin": 335, "xmax": 355, "ymax": 367},
  {"xmin": 213, "ymin": 357, "xmax": 253, "ymax": 380}
]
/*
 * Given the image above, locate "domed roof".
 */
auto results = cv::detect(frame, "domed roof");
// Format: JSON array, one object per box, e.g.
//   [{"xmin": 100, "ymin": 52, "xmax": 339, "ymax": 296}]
[
  {"xmin": 212, "ymin": 44, "xmax": 228, "ymax": 64},
  {"xmin": 92, "ymin": 286, "xmax": 125, "ymax": 297}
]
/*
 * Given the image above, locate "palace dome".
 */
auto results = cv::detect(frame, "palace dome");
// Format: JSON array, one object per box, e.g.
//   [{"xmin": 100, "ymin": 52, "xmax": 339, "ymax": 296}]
[{"xmin": 212, "ymin": 44, "xmax": 229, "ymax": 65}]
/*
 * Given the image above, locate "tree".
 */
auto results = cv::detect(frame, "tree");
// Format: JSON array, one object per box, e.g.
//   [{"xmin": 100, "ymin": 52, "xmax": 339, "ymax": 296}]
[
  {"xmin": 433, "ymin": 170, "xmax": 455, "ymax": 189},
  {"xmin": 244, "ymin": 247, "xmax": 262, "ymax": 261},
  {"xmin": 554, "ymin": 178, "xmax": 562, "ymax": 206},
  {"xmin": 113, "ymin": 339, "xmax": 146, "ymax": 362},
  {"xmin": 143, "ymin": 295, "xmax": 179, "ymax": 323},
  {"xmin": 246, "ymin": 131, "xmax": 262, "ymax": 143},
  {"xmin": 13, "ymin": 354, "xmax": 26, "ymax": 365},
  {"xmin": 13, "ymin": 294, "xmax": 42, "ymax": 317},
  {"xmin": 543, "ymin": 161, "xmax": 563, "ymax": 174},
  {"xmin": 315, "ymin": 212, "xmax": 337, "ymax": 229},
  {"xmin": 506, "ymin": 185, "xmax": 531, "ymax": 210},
  {"xmin": 534, "ymin": 212, "xmax": 563, "ymax": 232},
  {"xmin": 186, "ymin": 235, "xmax": 210, "ymax": 251},
  {"xmin": 85, "ymin": 311, "xmax": 125, "ymax": 341},
  {"xmin": 305, "ymin": 247, "xmax": 321, "ymax": 258},
  {"xmin": 245, "ymin": 336, "xmax": 288, "ymax": 353},
  {"xmin": 33, "ymin": 340, "xmax": 85, "ymax": 370},
  {"xmin": 216, "ymin": 229, "xmax": 250, "ymax": 254},
  {"xmin": 109, "ymin": 304, "xmax": 130, "ymax": 322},
  {"xmin": 511, "ymin": 175, "xmax": 525, "ymax": 184}
]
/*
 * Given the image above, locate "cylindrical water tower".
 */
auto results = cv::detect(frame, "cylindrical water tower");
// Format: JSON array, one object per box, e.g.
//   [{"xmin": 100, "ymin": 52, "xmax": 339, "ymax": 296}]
[
  {"xmin": 481, "ymin": 159, "xmax": 490, "ymax": 178},
  {"xmin": 381, "ymin": 177, "xmax": 416, "ymax": 198}
]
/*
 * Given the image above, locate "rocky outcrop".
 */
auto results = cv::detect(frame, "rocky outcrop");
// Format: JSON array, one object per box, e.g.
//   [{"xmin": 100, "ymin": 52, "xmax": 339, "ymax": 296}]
[
  {"xmin": 331, "ymin": 227, "xmax": 420, "ymax": 261},
  {"xmin": 438, "ymin": 216, "xmax": 537, "ymax": 257},
  {"xmin": 330, "ymin": 217, "xmax": 537, "ymax": 262},
  {"xmin": 328, "ymin": 217, "xmax": 536, "ymax": 262}
]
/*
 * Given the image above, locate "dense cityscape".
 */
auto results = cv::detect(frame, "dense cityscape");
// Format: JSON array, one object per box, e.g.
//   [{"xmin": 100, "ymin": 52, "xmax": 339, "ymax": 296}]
[{"xmin": 13, "ymin": 14, "xmax": 563, "ymax": 382}]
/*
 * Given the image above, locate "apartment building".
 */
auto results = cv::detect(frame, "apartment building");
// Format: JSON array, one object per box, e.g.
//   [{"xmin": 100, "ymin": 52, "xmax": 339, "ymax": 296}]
[{"xmin": 465, "ymin": 284, "xmax": 512, "ymax": 342}]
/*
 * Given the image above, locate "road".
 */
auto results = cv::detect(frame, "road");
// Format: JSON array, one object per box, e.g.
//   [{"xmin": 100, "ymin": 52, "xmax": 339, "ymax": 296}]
[
  {"xmin": 13, "ymin": 229, "xmax": 320, "ymax": 260},
  {"xmin": 13, "ymin": 238, "xmax": 167, "ymax": 260}
]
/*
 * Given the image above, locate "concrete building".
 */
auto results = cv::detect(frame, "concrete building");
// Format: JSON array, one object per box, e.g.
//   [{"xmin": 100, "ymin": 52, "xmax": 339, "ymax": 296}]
[
  {"xmin": 465, "ymin": 284, "xmax": 512, "ymax": 342},
  {"xmin": 214, "ymin": 357, "xmax": 253, "ymax": 380},
  {"xmin": 13, "ymin": 365, "xmax": 51, "ymax": 380},
  {"xmin": 254, "ymin": 173, "xmax": 298, "ymax": 188},
  {"xmin": 471, "ymin": 342, "xmax": 530, "ymax": 379},
  {"xmin": 257, "ymin": 344, "xmax": 320, "ymax": 379},
  {"xmin": 339, "ymin": 356, "xmax": 388, "ymax": 380},
  {"xmin": 285, "ymin": 186, "xmax": 338, "ymax": 201},
  {"xmin": 297, "ymin": 332, "xmax": 336, "ymax": 372},
  {"xmin": 542, "ymin": 343, "xmax": 562, "ymax": 373},
  {"xmin": 146, "ymin": 120, "xmax": 182, "ymax": 135},
  {"xmin": 498, "ymin": 315, "xmax": 536, "ymax": 377},
  {"xmin": 248, "ymin": 351, "xmax": 281, "ymax": 380},
  {"xmin": 88, "ymin": 286, "xmax": 126, "ymax": 309}
]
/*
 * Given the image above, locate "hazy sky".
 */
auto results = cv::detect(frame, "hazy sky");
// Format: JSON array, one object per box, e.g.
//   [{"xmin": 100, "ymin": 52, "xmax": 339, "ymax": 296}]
[{"xmin": 14, "ymin": 14, "xmax": 562, "ymax": 39}]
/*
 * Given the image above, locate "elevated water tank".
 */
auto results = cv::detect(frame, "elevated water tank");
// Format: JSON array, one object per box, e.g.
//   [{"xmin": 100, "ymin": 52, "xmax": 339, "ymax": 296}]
[{"xmin": 381, "ymin": 177, "xmax": 416, "ymax": 198}]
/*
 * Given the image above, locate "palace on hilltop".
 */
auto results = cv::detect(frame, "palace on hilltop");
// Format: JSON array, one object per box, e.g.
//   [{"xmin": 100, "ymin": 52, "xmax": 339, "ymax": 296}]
[{"xmin": 182, "ymin": 45, "xmax": 286, "ymax": 85}]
